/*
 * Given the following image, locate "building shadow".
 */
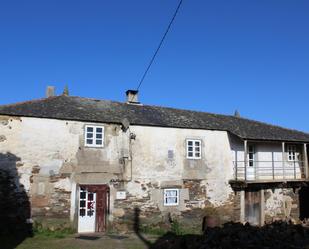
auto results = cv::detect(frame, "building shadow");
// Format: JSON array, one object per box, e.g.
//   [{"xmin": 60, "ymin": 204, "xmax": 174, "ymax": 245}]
[
  {"xmin": 133, "ymin": 207, "xmax": 152, "ymax": 248},
  {"xmin": 0, "ymin": 152, "xmax": 32, "ymax": 249},
  {"xmin": 133, "ymin": 207, "xmax": 309, "ymax": 249},
  {"xmin": 133, "ymin": 207, "xmax": 201, "ymax": 249}
]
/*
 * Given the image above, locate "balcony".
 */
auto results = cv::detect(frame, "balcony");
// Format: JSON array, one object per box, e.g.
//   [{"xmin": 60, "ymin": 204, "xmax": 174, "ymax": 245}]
[{"xmin": 233, "ymin": 160, "xmax": 307, "ymax": 182}]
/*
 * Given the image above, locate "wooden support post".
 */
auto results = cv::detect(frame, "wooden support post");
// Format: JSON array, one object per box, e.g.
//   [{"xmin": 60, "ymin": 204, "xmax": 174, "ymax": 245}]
[
  {"xmin": 244, "ymin": 140, "xmax": 248, "ymax": 181},
  {"xmin": 304, "ymin": 143, "xmax": 308, "ymax": 179},
  {"xmin": 240, "ymin": 190, "xmax": 245, "ymax": 223},
  {"xmin": 282, "ymin": 142, "xmax": 285, "ymax": 179},
  {"xmin": 260, "ymin": 189, "xmax": 265, "ymax": 226}
]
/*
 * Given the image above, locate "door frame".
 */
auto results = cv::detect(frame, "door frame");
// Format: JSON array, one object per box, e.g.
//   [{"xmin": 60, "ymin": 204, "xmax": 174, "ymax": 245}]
[
  {"xmin": 247, "ymin": 144, "xmax": 256, "ymax": 180},
  {"xmin": 78, "ymin": 184, "xmax": 110, "ymax": 233}
]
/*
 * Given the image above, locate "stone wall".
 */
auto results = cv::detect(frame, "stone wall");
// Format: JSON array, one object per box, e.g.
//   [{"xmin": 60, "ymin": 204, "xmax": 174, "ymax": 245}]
[
  {"xmin": 111, "ymin": 179, "xmax": 241, "ymax": 233},
  {"xmin": 264, "ymin": 188, "xmax": 299, "ymax": 223},
  {"xmin": 1, "ymin": 114, "xmax": 303, "ymax": 233}
]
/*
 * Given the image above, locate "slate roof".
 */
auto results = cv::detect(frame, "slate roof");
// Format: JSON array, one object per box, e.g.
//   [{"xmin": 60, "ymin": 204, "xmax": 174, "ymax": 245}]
[{"xmin": 0, "ymin": 95, "xmax": 308, "ymax": 142}]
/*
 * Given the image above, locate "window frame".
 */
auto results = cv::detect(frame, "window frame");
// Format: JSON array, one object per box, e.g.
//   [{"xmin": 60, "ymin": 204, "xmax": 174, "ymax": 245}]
[
  {"xmin": 287, "ymin": 145, "xmax": 297, "ymax": 162},
  {"xmin": 186, "ymin": 139, "xmax": 202, "ymax": 159},
  {"xmin": 248, "ymin": 145, "xmax": 255, "ymax": 167},
  {"xmin": 163, "ymin": 188, "xmax": 180, "ymax": 206},
  {"xmin": 84, "ymin": 125, "xmax": 104, "ymax": 148}
]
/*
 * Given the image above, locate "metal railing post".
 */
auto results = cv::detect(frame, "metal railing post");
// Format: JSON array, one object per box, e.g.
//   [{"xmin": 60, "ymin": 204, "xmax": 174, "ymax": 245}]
[
  {"xmin": 282, "ymin": 142, "xmax": 285, "ymax": 179},
  {"xmin": 272, "ymin": 152, "xmax": 275, "ymax": 180},
  {"xmin": 304, "ymin": 143, "xmax": 308, "ymax": 179},
  {"xmin": 235, "ymin": 161, "xmax": 238, "ymax": 180},
  {"xmin": 244, "ymin": 140, "xmax": 248, "ymax": 181}
]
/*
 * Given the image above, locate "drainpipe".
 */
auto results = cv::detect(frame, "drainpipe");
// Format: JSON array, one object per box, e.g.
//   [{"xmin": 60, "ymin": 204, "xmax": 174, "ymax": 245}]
[
  {"xmin": 121, "ymin": 129, "xmax": 135, "ymax": 183},
  {"xmin": 127, "ymin": 132, "xmax": 134, "ymax": 182}
]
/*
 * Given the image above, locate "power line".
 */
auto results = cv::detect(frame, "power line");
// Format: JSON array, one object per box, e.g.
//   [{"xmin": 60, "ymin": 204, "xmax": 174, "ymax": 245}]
[{"xmin": 136, "ymin": 0, "xmax": 183, "ymax": 91}]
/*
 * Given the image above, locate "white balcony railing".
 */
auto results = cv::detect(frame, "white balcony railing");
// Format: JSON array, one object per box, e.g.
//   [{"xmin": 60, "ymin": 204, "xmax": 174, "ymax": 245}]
[{"xmin": 233, "ymin": 161, "xmax": 306, "ymax": 181}]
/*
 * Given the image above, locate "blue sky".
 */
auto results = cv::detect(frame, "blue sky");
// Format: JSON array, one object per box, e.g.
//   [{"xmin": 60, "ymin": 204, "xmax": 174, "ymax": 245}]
[{"xmin": 0, "ymin": 0, "xmax": 308, "ymax": 132}]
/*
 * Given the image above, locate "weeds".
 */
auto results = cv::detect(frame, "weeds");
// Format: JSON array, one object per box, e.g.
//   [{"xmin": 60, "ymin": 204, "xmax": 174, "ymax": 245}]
[
  {"xmin": 33, "ymin": 221, "xmax": 75, "ymax": 238},
  {"xmin": 139, "ymin": 225, "xmax": 167, "ymax": 236}
]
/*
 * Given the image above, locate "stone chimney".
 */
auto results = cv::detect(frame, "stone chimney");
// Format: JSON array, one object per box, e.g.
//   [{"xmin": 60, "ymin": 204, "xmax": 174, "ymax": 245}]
[
  {"xmin": 126, "ymin": 90, "xmax": 139, "ymax": 104},
  {"xmin": 234, "ymin": 110, "xmax": 240, "ymax": 117},
  {"xmin": 46, "ymin": 86, "xmax": 55, "ymax": 98},
  {"xmin": 62, "ymin": 85, "xmax": 69, "ymax": 96}
]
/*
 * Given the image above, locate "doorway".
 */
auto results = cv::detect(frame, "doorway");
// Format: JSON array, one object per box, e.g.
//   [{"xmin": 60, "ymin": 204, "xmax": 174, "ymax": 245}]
[
  {"xmin": 245, "ymin": 191, "xmax": 261, "ymax": 225},
  {"xmin": 246, "ymin": 145, "xmax": 256, "ymax": 180},
  {"xmin": 299, "ymin": 186, "xmax": 309, "ymax": 220},
  {"xmin": 78, "ymin": 184, "xmax": 110, "ymax": 233}
]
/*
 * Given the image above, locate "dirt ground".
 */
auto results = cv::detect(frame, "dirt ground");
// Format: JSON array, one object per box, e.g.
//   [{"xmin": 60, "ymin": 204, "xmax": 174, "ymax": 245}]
[{"xmin": 13, "ymin": 233, "xmax": 158, "ymax": 249}]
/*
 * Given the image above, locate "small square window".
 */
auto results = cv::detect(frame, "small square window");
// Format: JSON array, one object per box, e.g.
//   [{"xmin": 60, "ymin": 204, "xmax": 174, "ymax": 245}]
[
  {"xmin": 85, "ymin": 125, "xmax": 104, "ymax": 147},
  {"xmin": 287, "ymin": 145, "xmax": 297, "ymax": 162},
  {"xmin": 163, "ymin": 189, "xmax": 179, "ymax": 206},
  {"xmin": 186, "ymin": 139, "xmax": 202, "ymax": 159}
]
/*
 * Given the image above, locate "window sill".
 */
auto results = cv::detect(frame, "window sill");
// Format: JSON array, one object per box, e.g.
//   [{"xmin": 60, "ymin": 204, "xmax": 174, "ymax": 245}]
[{"xmin": 84, "ymin": 145, "xmax": 104, "ymax": 148}]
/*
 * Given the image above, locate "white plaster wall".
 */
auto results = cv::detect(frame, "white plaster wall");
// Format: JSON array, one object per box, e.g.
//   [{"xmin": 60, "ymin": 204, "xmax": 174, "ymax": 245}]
[
  {"xmin": 230, "ymin": 140, "xmax": 303, "ymax": 180},
  {"xmin": 0, "ymin": 117, "xmax": 79, "ymax": 192},
  {"xmin": 0, "ymin": 116, "xmax": 128, "ymax": 193},
  {"xmin": 2, "ymin": 115, "xmax": 303, "ymax": 218},
  {"xmin": 129, "ymin": 126, "xmax": 235, "ymax": 206}
]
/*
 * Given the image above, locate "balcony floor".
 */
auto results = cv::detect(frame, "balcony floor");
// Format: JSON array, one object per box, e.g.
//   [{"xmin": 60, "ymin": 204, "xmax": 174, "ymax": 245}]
[{"xmin": 229, "ymin": 178, "xmax": 309, "ymax": 191}]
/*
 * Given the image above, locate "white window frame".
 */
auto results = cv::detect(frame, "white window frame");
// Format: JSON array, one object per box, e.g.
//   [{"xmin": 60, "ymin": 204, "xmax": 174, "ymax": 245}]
[
  {"xmin": 84, "ymin": 125, "xmax": 104, "ymax": 147},
  {"xmin": 248, "ymin": 145, "xmax": 255, "ymax": 167},
  {"xmin": 163, "ymin": 189, "xmax": 179, "ymax": 206},
  {"xmin": 186, "ymin": 139, "xmax": 202, "ymax": 159},
  {"xmin": 287, "ymin": 145, "xmax": 297, "ymax": 162}
]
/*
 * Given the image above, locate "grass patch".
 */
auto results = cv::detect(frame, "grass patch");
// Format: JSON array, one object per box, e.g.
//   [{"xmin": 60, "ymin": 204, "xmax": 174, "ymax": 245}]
[
  {"xmin": 140, "ymin": 220, "xmax": 202, "ymax": 237},
  {"xmin": 139, "ymin": 225, "xmax": 167, "ymax": 236},
  {"xmin": 33, "ymin": 222, "xmax": 75, "ymax": 239}
]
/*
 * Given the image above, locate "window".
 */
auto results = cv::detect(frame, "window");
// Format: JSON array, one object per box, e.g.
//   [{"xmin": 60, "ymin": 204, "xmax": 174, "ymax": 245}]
[
  {"xmin": 85, "ymin": 125, "xmax": 104, "ymax": 147},
  {"xmin": 163, "ymin": 189, "xmax": 179, "ymax": 206},
  {"xmin": 287, "ymin": 145, "xmax": 297, "ymax": 161},
  {"xmin": 248, "ymin": 145, "xmax": 255, "ymax": 167},
  {"xmin": 186, "ymin": 139, "xmax": 201, "ymax": 159}
]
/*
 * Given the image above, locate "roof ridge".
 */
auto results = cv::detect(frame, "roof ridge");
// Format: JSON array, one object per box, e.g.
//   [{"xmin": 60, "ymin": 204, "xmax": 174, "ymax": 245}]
[
  {"xmin": 54, "ymin": 96, "xmax": 309, "ymax": 135},
  {"xmin": 0, "ymin": 96, "xmax": 60, "ymax": 107},
  {"xmin": 0, "ymin": 95, "xmax": 308, "ymax": 141}
]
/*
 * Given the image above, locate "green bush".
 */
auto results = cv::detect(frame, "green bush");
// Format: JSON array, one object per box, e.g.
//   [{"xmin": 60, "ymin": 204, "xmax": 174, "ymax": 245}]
[{"xmin": 171, "ymin": 219, "xmax": 184, "ymax": 235}]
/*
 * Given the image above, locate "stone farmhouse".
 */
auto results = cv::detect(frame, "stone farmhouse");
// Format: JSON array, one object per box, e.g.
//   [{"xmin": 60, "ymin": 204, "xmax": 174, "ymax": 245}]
[{"xmin": 0, "ymin": 88, "xmax": 309, "ymax": 233}]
